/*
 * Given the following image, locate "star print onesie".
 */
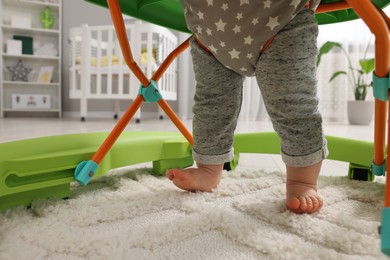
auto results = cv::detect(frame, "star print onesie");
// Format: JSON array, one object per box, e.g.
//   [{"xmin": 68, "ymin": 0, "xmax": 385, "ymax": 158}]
[{"xmin": 182, "ymin": 0, "xmax": 329, "ymax": 167}]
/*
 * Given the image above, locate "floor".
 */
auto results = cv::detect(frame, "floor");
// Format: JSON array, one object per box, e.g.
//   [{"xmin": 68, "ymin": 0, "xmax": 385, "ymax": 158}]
[{"xmin": 0, "ymin": 117, "xmax": 376, "ymax": 177}]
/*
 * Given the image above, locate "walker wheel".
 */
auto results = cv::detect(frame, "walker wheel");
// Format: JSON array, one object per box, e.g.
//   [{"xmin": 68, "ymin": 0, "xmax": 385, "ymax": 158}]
[
  {"xmin": 348, "ymin": 164, "xmax": 374, "ymax": 181},
  {"xmin": 113, "ymin": 114, "xmax": 118, "ymax": 119},
  {"xmin": 223, "ymin": 162, "xmax": 231, "ymax": 171},
  {"xmin": 159, "ymin": 115, "xmax": 164, "ymax": 120},
  {"xmin": 81, "ymin": 117, "xmax": 85, "ymax": 122},
  {"xmin": 135, "ymin": 118, "xmax": 141, "ymax": 124},
  {"xmin": 223, "ymin": 153, "xmax": 240, "ymax": 171}
]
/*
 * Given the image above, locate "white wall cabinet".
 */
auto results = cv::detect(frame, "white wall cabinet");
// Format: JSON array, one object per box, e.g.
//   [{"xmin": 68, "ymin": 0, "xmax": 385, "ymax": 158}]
[{"xmin": 0, "ymin": 0, "xmax": 61, "ymax": 117}]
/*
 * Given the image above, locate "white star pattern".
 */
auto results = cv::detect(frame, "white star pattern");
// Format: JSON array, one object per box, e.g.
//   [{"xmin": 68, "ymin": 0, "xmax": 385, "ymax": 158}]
[
  {"xmin": 290, "ymin": 0, "xmax": 301, "ymax": 8},
  {"xmin": 229, "ymin": 49, "xmax": 240, "ymax": 59},
  {"xmin": 209, "ymin": 44, "xmax": 218, "ymax": 53},
  {"xmin": 266, "ymin": 16, "xmax": 279, "ymax": 31},
  {"xmin": 215, "ymin": 18, "xmax": 227, "ymax": 31},
  {"xmin": 252, "ymin": 18, "xmax": 259, "ymax": 25},
  {"xmin": 196, "ymin": 25, "xmax": 203, "ymax": 34},
  {"xmin": 244, "ymin": 35, "xmax": 253, "ymax": 45},
  {"xmin": 197, "ymin": 11, "xmax": 204, "ymax": 20},
  {"xmin": 221, "ymin": 3, "xmax": 228, "ymax": 11},
  {"xmin": 240, "ymin": 0, "xmax": 249, "ymax": 6},
  {"xmin": 181, "ymin": 0, "xmax": 318, "ymax": 76},
  {"xmin": 232, "ymin": 25, "xmax": 241, "ymax": 34},
  {"xmin": 264, "ymin": 0, "xmax": 272, "ymax": 8}
]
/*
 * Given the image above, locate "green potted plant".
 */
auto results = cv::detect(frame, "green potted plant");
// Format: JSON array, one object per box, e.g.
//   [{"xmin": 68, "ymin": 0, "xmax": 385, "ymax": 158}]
[{"xmin": 317, "ymin": 40, "xmax": 375, "ymax": 125}]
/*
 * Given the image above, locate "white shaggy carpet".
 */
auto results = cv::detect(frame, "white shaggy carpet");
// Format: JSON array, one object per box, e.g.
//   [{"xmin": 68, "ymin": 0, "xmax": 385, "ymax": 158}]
[{"xmin": 0, "ymin": 167, "xmax": 387, "ymax": 259}]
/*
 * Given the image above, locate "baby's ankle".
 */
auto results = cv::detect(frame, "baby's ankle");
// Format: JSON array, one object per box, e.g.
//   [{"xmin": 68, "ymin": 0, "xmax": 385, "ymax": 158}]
[
  {"xmin": 286, "ymin": 162, "xmax": 322, "ymax": 184},
  {"xmin": 197, "ymin": 163, "xmax": 224, "ymax": 174}
]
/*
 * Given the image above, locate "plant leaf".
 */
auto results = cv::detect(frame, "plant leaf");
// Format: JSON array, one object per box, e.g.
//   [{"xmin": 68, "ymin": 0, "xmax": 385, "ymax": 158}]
[
  {"xmin": 359, "ymin": 58, "xmax": 375, "ymax": 74},
  {"xmin": 317, "ymin": 41, "xmax": 342, "ymax": 66},
  {"xmin": 329, "ymin": 71, "xmax": 347, "ymax": 82}
]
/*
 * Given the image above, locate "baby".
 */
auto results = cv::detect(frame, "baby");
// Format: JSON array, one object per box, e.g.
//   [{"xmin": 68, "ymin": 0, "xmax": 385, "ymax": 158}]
[{"xmin": 167, "ymin": 0, "xmax": 328, "ymax": 214}]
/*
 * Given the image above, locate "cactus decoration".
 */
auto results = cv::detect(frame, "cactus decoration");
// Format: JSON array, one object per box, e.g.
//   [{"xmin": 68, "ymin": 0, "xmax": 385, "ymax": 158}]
[{"xmin": 40, "ymin": 7, "xmax": 54, "ymax": 29}]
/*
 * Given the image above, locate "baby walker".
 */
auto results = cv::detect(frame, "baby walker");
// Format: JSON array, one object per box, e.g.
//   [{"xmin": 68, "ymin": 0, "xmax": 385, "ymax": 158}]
[
  {"xmin": 76, "ymin": 0, "xmax": 390, "ymax": 254},
  {"xmin": 1, "ymin": 0, "xmax": 390, "ymax": 256}
]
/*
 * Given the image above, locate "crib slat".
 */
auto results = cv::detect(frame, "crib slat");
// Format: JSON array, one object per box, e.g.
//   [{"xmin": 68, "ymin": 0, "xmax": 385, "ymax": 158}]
[
  {"xmin": 69, "ymin": 22, "xmax": 179, "ymax": 118},
  {"xmin": 117, "ymin": 31, "xmax": 124, "ymax": 96},
  {"xmin": 96, "ymin": 30, "xmax": 102, "ymax": 95},
  {"xmin": 107, "ymin": 29, "xmax": 113, "ymax": 96},
  {"xmin": 81, "ymin": 24, "xmax": 91, "ymax": 97},
  {"xmin": 147, "ymin": 31, "xmax": 153, "ymax": 78}
]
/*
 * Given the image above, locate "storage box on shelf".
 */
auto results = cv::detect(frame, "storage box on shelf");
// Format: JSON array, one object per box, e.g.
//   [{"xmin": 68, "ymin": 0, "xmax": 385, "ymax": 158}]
[{"xmin": 0, "ymin": 0, "xmax": 62, "ymax": 117}]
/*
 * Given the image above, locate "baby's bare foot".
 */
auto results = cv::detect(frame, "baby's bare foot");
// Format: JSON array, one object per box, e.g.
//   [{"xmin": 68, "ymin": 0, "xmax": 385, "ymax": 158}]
[
  {"xmin": 286, "ymin": 180, "xmax": 323, "ymax": 214},
  {"xmin": 286, "ymin": 162, "xmax": 323, "ymax": 214},
  {"xmin": 166, "ymin": 163, "xmax": 223, "ymax": 192}
]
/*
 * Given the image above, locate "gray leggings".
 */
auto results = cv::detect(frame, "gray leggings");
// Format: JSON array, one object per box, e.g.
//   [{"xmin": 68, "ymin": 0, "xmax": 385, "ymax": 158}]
[{"xmin": 190, "ymin": 9, "xmax": 328, "ymax": 167}]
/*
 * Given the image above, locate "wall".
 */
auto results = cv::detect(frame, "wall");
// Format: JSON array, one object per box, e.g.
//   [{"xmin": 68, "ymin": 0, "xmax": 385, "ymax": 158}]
[{"xmin": 61, "ymin": 0, "xmax": 183, "ymax": 119}]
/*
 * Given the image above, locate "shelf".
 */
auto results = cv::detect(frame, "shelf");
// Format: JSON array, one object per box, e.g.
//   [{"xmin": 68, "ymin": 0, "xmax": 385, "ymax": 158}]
[
  {"xmin": 20, "ymin": 0, "xmax": 60, "ymax": 7},
  {"xmin": 2, "ymin": 108, "xmax": 60, "ymax": 112},
  {"xmin": 2, "ymin": 54, "xmax": 59, "ymax": 60},
  {"xmin": 2, "ymin": 0, "xmax": 60, "ymax": 8},
  {"xmin": 1, "ymin": 0, "xmax": 62, "ymax": 118},
  {"xmin": 1, "ymin": 25, "xmax": 59, "ymax": 35},
  {"xmin": 2, "ymin": 81, "xmax": 59, "ymax": 86}
]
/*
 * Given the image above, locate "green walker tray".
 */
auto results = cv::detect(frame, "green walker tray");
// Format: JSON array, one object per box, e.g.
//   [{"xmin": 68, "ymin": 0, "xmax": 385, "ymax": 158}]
[
  {"xmin": 85, "ymin": 0, "xmax": 390, "ymax": 33},
  {"xmin": 0, "ymin": 131, "xmax": 374, "ymax": 210}
]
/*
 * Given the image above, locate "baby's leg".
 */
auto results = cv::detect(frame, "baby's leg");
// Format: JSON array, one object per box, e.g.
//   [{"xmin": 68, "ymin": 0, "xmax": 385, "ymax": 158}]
[
  {"xmin": 255, "ymin": 9, "xmax": 328, "ymax": 213},
  {"xmin": 167, "ymin": 38, "xmax": 244, "ymax": 192}
]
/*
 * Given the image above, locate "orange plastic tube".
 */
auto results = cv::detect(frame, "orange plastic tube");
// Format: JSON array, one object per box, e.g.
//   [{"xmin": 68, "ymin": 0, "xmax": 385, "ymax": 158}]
[
  {"xmin": 315, "ymin": 1, "xmax": 350, "ymax": 13},
  {"xmin": 376, "ymin": 7, "xmax": 390, "ymax": 28},
  {"xmin": 89, "ymin": 0, "xmax": 194, "ymax": 166},
  {"xmin": 158, "ymin": 99, "xmax": 194, "ymax": 145},
  {"xmin": 152, "ymin": 36, "xmax": 192, "ymax": 83},
  {"xmin": 346, "ymin": 0, "xmax": 390, "ymax": 206},
  {"xmin": 92, "ymin": 95, "xmax": 144, "ymax": 164},
  {"xmin": 106, "ymin": 0, "xmax": 149, "ymax": 87}
]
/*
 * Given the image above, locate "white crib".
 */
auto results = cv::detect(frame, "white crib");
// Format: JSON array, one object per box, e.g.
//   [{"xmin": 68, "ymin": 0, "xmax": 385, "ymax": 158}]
[{"xmin": 68, "ymin": 22, "xmax": 178, "ymax": 122}]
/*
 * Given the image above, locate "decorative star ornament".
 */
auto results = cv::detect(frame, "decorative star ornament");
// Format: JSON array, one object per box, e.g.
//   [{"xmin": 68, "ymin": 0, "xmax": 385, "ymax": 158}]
[{"xmin": 7, "ymin": 59, "xmax": 32, "ymax": 82}]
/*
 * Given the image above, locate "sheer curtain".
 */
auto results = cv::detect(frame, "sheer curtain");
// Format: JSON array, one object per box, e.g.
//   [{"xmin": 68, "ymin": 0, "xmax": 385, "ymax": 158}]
[{"xmin": 317, "ymin": 20, "xmax": 374, "ymax": 122}]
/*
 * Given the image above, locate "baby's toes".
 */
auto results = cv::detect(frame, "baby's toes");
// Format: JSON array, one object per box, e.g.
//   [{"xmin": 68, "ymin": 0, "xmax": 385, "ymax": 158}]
[
  {"xmin": 298, "ymin": 196, "xmax": 308, "ymax": 211},
  {"xmin": 303, "ymin": 197, "xmax": 314, "ymax": 212},
  {"xmin": 311, "ymin": 196, "xmax": 323, "ymax": 212}
]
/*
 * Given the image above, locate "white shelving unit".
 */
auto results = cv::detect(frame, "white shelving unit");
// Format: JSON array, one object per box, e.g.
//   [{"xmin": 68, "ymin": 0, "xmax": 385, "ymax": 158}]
[{"xmin": 0, "ymin": 0, "xmax": 61, "ymax": 117}]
